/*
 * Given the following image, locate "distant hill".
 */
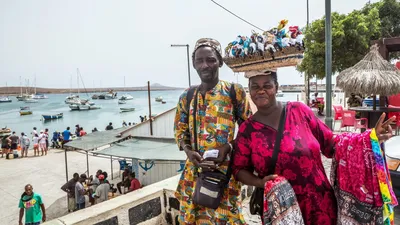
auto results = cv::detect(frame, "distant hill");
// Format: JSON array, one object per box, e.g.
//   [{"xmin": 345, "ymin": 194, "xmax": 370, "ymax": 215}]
[{"xmin": 0, "ymin": 84, "xmax": 184, "ymax": 95}]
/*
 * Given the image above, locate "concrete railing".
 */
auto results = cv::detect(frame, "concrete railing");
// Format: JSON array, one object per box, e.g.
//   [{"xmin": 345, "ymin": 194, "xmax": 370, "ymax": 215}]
[{"xmin": 44, "ymin": 175, "xmax": 255, "ymax": 225}]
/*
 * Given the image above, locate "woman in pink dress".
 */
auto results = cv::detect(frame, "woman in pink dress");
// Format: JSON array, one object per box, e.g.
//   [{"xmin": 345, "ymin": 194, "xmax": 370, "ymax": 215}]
[{"xmin": 232, "ymin": 70, "xmax": 396, "ymax": 224}]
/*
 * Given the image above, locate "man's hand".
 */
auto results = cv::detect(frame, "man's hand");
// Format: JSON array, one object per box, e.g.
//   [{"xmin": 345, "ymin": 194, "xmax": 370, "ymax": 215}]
[
  {"xmin": 185, "ymin": 150, "xmax": 203, "ymax": 167},
  {"xmin": 204, "ymin": 143, "xmax": 232, "ymax": 165},
  {"xmin": 42, "ymin": 215, "xmax": 46, "ymax": 222}
]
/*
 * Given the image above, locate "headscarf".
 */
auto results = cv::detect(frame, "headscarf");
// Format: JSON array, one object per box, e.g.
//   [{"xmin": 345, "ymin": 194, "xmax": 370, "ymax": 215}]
[{"xmin": 192, "ymin": 38, "xmax": 223, "ymax": 67}]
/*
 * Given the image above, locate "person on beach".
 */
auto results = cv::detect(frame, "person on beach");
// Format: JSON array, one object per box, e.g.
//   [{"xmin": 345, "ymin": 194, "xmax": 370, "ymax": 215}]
[
  {"xmin": 117, "ymin": 168, "xmax": 131, "ymax": 194},
  {"xmin": 127, "ymin": 172, "xmax": 141, "ymax": 193},
  {"xmin": 75, "ymin": 125, "xmax": 80, "ymax": 137},
  {"xmin": 94, "ymin": 175, "xmax": 110, "ymax": 204},
  {"xmin": 232, "ymin": 69, "xmax": 397, "ymax": 224},
  {"xmin": 311, "ymin": 92, "xmax": 324, "ymax": 116},
  {"xmin": 79, "ymin": 127, "xmax": 87, "ymax": 137},
  {"xmin": 62, "ymin": 127, "xmax": 72, "ymax": 148},
  {"xmin": 44, "ymin": 129, "xmax": 49, "ymax": 151},
  {"xmin": 32, "ymin": 134, "xmax": 39, "ymax": 156},
  {"xmin": 105, "ymin": 122, "xmax": 113, "ymax": 130},
  {"xmin": 9, "ymin": 131, "xmax": 19, "ymax": 152},
  {"xmin": 61, "ymin": 173, "xmax": 79, "ymax": 212},
  {"xmin": 87, "ymin": 170, "xmax": 102, "ymax": 205},
  {"xmin": 75, "ymin": 174, "xmax": 88, "ymax": 210},
  {"xmin": 31, "ymin": 127, "xmax": 37, "ymax": 140},
  {"xmin": 1, "ymin": 135, "xmax": 11, "ymax": 157},
  {"xmin": 38, "ymin": 131, "xmax": 47, "ymax": 156},
  {"xmin": 18, "ymin": 184, "xmax": 46, "ymax": 225},
  {"xmin": 20, "ymin": 132, "xmax": 30, "ymax": 158},
  {"xmin": 173, "ymin": 38, "xmax": 251, "ymax": 224}
]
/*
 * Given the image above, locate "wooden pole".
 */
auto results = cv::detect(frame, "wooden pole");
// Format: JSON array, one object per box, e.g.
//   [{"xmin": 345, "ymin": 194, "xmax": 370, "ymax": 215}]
[{"xmin": 147, "ymin": 81, "xmax": 153, "ymax": 136}]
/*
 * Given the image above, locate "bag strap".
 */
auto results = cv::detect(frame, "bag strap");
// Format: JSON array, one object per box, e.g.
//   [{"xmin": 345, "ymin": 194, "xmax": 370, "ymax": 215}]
[
  {"xmin": 269, "ymin": 104, "xmax": 287, "ymax": 175},
  {"xmin": 186, "ymin": 85, "xmax": 199, "ymax": 114},
  {"xmin": 192, "ymin": 89, "xmax": 199, "ymax": 151}
]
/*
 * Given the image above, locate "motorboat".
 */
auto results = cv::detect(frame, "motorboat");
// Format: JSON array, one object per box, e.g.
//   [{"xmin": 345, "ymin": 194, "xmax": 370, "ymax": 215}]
[
  {"xmin": 118, "ymin": 99, "xmax": 127, "ymax": 104},
  {"xmin": 16, "ymin": 94, "xmax": 32, "ymax": 101},
  {"xmin": 155, "ymin": 96, "xmax": 163, "ymax": 102},
  {"xmin": 92, "ymin": 94, "xmax": 99, "ymax": 99},
  {"xmin": 120, "ymin": 94, "xmax": 133, "ymax": 100},
  {"xmin": 69, "ymin": 103, "xmax": 90, "ymax": 111},
  {"xmin": 0, "ymin": 96, "xmax": 12, "ymax": 103},
  {"xmin": 24, "ymin": 98, "xmax": 39, "ymax": 103},
  {"xmin": 20, "ymin": 106, "xmax": 32, "ymax": 116},
  {"xmin": 105, "ymin": 92, "xmax": 117, "ymax": 99},
  {"xmin": 32, "ymin": 94, "xmax": 48, "ymax": 99},
  {"xmin": 120, "ymin": 107, "xmax": 135, "ymax": 112},
  {"xmin": 42, "ymin": 113, "xmax": 63, "ymax": 120},
  {"xmin": 161, "ymin": 101, "xmax": 166, "ymax": 104}
]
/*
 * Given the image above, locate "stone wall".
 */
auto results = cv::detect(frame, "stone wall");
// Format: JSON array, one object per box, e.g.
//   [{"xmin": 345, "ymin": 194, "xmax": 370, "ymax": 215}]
[{"xmin": 44, "ymin": 175, "xmax": 255, "ymax": 225}]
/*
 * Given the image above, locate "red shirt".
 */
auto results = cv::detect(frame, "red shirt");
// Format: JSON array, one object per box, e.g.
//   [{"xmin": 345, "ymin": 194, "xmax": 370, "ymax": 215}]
[
  {"xmin": 80, "ymin": 130, "xmax": 87, "ymax": 136},
  {"xmin": 130, "ymin": 178, "xmax": 141, "ymax": 191}
]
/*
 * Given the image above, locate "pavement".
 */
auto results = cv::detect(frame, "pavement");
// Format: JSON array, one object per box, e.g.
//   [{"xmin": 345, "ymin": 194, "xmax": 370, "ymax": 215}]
[{"xmin": 0, "ymin": 148, "xmax": 122, "ymax": 225}]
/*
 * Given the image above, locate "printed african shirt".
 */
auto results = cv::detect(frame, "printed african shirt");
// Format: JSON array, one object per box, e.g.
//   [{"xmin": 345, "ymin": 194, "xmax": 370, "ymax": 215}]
[{"xmin": 174, "ymin": 80, "xmax": 252, "ymax": 225}]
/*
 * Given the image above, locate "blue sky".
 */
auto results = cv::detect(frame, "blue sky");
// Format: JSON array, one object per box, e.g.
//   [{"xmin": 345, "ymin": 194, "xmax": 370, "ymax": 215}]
[{"xmin": 0, "ymin": 0, "xmax": 376, "ymax": 88}]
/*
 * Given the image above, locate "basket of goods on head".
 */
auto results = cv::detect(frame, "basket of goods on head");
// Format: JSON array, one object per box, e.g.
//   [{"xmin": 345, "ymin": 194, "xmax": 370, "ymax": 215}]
[{"xmin": 223, "ymin": 19, "xmax": 305, "ymax": 72}]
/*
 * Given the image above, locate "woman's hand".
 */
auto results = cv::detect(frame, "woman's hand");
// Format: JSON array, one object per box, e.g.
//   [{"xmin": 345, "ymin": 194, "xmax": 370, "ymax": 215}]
[
  {"xmin": 256, "ymin": 174, "xmax": 278, "ymax": 188},
  {"xmin": 375, "ymin": 113, "xmax": 396, "ymax": 143}
]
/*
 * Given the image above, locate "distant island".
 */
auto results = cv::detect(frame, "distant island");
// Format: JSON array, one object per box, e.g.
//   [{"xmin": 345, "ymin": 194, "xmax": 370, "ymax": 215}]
[{"xmin": 0, "ymin": 83, "xmax": 184, "ymax": 95}]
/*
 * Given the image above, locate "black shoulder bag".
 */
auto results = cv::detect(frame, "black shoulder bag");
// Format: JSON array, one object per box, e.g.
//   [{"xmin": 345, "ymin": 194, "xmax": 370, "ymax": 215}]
[
  {"xmin": 191, "ymin": 88, "xmax": 234, "ymax": 209},
  {"xmin": 249, "ymin": 104, "xmax": 286, "ymax": 216}
]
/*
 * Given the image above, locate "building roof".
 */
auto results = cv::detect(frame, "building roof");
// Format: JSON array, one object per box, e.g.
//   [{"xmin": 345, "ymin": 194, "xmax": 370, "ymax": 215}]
[
  {"xmin": 64, "ymin": 127, "xmax": 128, "ymax": 151},
  {"xmin": 93, "ymin": 137, "xmax": 185, "ymax": 161}
]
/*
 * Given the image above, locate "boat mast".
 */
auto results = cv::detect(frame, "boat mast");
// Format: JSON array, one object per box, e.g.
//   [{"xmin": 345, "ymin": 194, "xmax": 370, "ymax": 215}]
[
  {"xmin": 34, "ymin": 74, "xmax": 37, "ymax": 95},
  {"xmin": 20, "ymin": 76, "xmax": 22, "ymax": 96},
  {"xmin": 77, "ymin": 69, "xmax": 80, "ymax": 96}
]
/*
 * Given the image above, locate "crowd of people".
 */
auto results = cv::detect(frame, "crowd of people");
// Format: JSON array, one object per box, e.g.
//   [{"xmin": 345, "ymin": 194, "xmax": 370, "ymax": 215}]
[{"xmin": 60, "ymin": 168, "xmax": 141, "ymax": 213}]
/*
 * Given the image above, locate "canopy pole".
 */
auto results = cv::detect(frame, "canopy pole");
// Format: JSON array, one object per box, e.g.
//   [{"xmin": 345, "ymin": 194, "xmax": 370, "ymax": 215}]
[
  {"xmin": 65, "ymin": 149, "xmax": 69, "ymax": 183},
  {"xmin": 147, "ymin": 81, "xmax": 153, "ymax": 135},
  {"xmin": 111, "ymin": 156, "xmax": 113, "ymax": 180},
  {"xmin": 86, "ymin": 151, "xmax": 89, "ymax": 177},
  {"xmin": 373, "ymin": 95, "xmax": 377, "ymax": 110},
  {"xmin": 324, "ymin": 0, "xmax": 333, "ymax": 130}
]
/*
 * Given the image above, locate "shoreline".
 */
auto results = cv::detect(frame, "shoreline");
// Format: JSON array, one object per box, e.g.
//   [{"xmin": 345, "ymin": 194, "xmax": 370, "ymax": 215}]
[{"xmin": 0, "ymin": 86, "xmax": 184, "ymax": 95}]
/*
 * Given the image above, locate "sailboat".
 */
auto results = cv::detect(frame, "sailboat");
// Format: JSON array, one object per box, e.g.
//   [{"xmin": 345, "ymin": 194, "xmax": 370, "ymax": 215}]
[
  {"xmin": 68, "ymin": 68, "xmax": 98, "ymax": 110},
  {"xmin": 119, "ymin": 76, "xmax": 133, "ymax": 100},
  {"xmin": 0, "ymin": 83, "xmax": 12, "ymax": 103},
  {"xmin": 32, "ymin": 75, "xmax": 48, "ymax": 99},
  {"xmin": 16, "ymin": 77, "xmax": 32, "ymax": 101}
]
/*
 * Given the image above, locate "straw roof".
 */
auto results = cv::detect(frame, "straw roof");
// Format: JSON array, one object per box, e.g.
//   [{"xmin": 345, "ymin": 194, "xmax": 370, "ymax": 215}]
[{"xmin": 336, "ymin": 44, "xmax": 400, "ymax": 96}]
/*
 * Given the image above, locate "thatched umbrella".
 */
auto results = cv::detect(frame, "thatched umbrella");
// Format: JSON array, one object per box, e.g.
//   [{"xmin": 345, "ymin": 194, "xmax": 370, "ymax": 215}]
[{"xmin": 336, "ymin": 44, "xmax": 400, "ymax": 109}]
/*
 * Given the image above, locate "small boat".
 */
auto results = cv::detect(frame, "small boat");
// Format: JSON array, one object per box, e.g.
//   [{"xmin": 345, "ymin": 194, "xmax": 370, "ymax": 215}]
[
  {"xmin": 92, "ymin": 94, "xmax": 99, "ymax": 99},
  {"xmin": 120, "ymin": 94, "xmax": 133, "ymax": 100},
  {"xmin": 161, "ymin": 101, "xmax": 166, "ymax": 104},
  {"xmin": 118, "ymin": 99, "xmax": 127, "ymax": 104},
  {"xmin": 32, "ymin": 94, "xmax": 48, "ymax": 99},
  {"xmin": 20, "ymin": 110, "xmax": 33, "ymax": 116},
  {"xmin": 155, "ymin": 96, "xmax": 163, "ymax": 102},
  {"xmin": 69, "ymin": 104, "xmax": 90, "ymax": 111},
  {"xmin": 120, "ymin": 107, "xmax": 135, "ymax": 112},
  {"xmin": 0, "ymin": 96, "xmax": 12, "ymax": 103},
  {"xmin": 105, "ymin": 90, "xmax": 118, "ymax": 99},
  {"xmin": 276, "ymin": 90, "xmax": 284, "ymax": 97},
  {"xmin": 0, "ymin": 127, "xmax": 12, "ymax": 137},
  {"xmin": 42, "ymin": 113, "xmax": 63, "ymax": 120},
  {"xmin": 17, "ymin": 94, "xmax": 32, "ymax": 101},
  {"xmin": 24, "ymin": 98, "xmax": 39, "ymax": 103},
  {"xmin": 89, "ymin": 105, "xmax": 101, "ymax": 110}
]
